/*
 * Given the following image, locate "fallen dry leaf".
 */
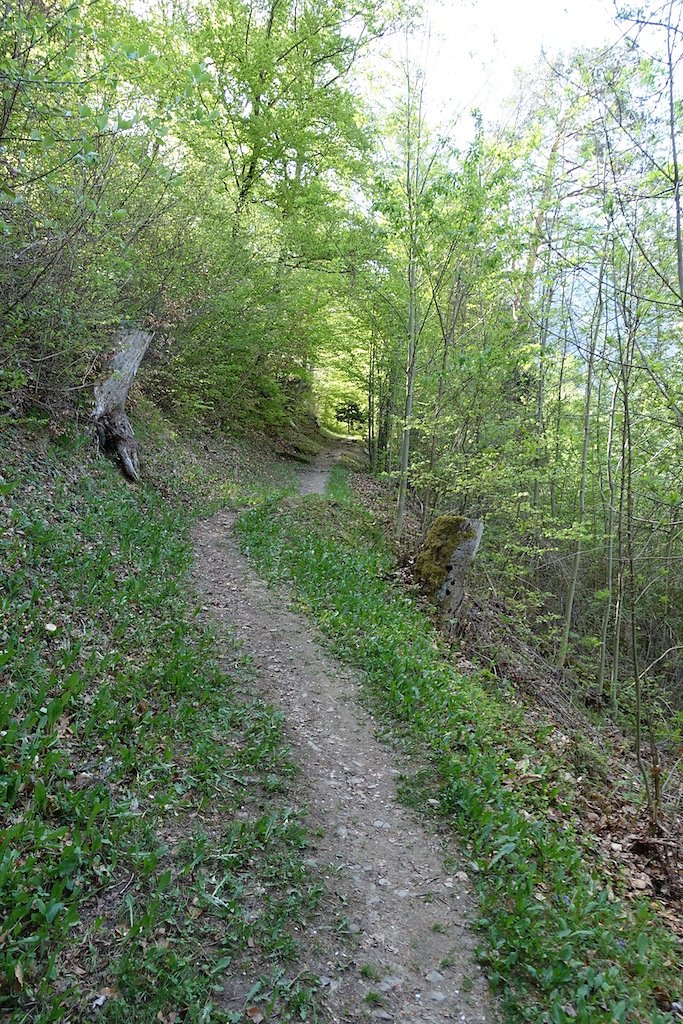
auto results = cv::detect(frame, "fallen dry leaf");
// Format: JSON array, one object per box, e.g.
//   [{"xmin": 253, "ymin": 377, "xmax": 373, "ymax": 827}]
[{"xmin": 92, "ymin": 985, "xmax": 120, "ymax": 1011}]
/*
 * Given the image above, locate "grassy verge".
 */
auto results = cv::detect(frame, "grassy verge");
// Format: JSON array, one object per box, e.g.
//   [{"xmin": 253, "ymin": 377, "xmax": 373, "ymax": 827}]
[
  {"xmin": 1, "ymin": 423, "xmax": 318, "ymax": 1023},
  {"xmin": 235, "ymin": 467, "xmax": 681, "ymax": 1024}
]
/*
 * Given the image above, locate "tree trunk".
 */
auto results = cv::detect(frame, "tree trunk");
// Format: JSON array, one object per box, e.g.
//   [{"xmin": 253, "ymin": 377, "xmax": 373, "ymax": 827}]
[
  {"xmin": 557, "ymin": 258, "xmax": 604, "ymax": 669},
  {"xmin": 597, "ymin": 380, "xmax": 619, "ymax": 697},
  {"xmin": 395, "ymin": 247, "xmax": 417, "ymax": 540},
  {"xmin": 93, "ymin": 327, "xmax": 154, "ymax": 481}
]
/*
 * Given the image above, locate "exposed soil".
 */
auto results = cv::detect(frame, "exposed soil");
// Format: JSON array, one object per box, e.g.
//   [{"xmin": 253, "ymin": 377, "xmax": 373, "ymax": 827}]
[
  {"xmin": 297, "ymin": 446, "xmax": 345, "ymax": 495},
  {"xmin": 192, "ymin": 463, "xmax": 497, "ymax": 1023}
]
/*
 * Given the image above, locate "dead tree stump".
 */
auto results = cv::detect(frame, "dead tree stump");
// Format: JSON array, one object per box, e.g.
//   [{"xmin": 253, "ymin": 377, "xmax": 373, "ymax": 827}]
[
  {"xmin": 414, "ymin": 514, "xmax": 484, "ymax": 629},
  {"xmin": 93, "ymin": 328, "xmax": 154, "ymax": 481}
]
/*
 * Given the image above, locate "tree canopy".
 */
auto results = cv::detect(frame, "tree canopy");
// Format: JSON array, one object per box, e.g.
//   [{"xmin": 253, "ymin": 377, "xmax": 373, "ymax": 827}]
[{"xmin": 2, "ymin": 0, "xmax": 683, "ymax": 850}]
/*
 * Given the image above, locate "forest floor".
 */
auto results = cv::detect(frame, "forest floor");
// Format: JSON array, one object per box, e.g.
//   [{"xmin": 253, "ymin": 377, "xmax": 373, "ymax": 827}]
[
  {"xmin": 2, "ymin": 417, "xmax": 681, "ymax": 1024},
  {"xmin": 234, "ymin": 450, "xmax": 683, "ymax": 1024},
  {"xmin": 192, "ymin": 455, "xmax": 496, "ymax": 1022}
]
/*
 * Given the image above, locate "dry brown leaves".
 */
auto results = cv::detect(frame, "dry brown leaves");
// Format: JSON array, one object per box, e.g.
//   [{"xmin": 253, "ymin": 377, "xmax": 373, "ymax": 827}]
[{"xmin": 580, "ymin": 800, "xmax": 683, "ymax": 935}]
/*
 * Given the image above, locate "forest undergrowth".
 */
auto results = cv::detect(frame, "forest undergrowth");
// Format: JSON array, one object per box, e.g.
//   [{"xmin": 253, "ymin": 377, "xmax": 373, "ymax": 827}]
[
  {"xmin": 236, "ymin": 465, "xmax": 683, "ymax": 1024},
  {"xmin": 0, "ymin": 417, "xmax": 324, "ymax": 1024},
  {"xmin": 347, "ymin": 473, "xmax": 683, "ymax": 924}
]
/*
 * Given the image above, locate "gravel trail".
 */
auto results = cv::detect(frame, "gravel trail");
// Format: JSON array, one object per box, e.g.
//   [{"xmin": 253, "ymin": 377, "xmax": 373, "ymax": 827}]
[
  {"xmin": 296, "ymin": 447, "xmax": 341, "ymax": 495},
  {"xmin": 192, "ymin": 493, "xmax": 496, "ymax": 1024}
]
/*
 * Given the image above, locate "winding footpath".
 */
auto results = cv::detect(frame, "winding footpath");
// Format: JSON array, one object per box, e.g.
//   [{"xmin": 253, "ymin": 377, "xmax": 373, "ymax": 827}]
[
  {"xmin": 296, "ymin": 446, "xmax": 343, "ymax": 495},
  {"xmin": 192, "ymin": 456, "xmax": 496, "ymax": 1023}
]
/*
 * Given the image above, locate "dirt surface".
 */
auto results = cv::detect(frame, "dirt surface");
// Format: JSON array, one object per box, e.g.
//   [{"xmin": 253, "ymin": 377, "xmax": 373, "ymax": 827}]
[
  {"xmin": 297, "ymin": 447, "xmax": 343, "ymax": 495},
  {"xmin": 192, "ymin": 489, "xmax": 496, "ymax": 1023}
]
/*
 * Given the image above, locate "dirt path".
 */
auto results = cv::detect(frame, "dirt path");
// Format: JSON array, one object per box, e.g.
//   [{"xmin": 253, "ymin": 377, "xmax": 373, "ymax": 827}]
[
  {"xmin": 193, "ymin": 502, "xmax": 496, "ymax": 1024},
  {"xmin": 296, "ymin": 446, "xmax": 343, "ymax": 495}
]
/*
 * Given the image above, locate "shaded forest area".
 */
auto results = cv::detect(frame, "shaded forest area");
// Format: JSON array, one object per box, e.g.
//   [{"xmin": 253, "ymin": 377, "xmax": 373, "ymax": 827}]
[
  {"xmin": 2, "ymin": 0, "xmax": 683, "ymax": 1015},
  {"xmin": 3, "ymin": 0, "xmax": 682, "ymax": 822}
]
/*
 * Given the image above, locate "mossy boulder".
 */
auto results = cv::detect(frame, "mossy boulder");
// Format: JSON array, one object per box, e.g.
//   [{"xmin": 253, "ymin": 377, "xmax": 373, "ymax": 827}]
[
  {"xmin": 414, "ymin": 514, "xmax": 484, "ymax": 624},
  {"xmin": 414, "ymin": 515, "xmax": 471, "ymax": 598}
]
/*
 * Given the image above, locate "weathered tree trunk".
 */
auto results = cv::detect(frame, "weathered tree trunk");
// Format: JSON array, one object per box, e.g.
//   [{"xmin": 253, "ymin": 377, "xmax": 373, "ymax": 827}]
[
  {"xmin": 557, "ymin": 256, "xmax": 604, "ymax": 670},
  {"xmin": 414, "ymin": 514, "xmax": 484, "ymax": 629},
  {"xmin": 93, "ymin": 327, "xmax": 154, "ymax": 481}
]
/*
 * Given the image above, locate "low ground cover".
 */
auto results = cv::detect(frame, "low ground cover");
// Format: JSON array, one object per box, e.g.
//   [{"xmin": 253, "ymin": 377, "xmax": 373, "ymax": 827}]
[
  {"xmin": 236, "ymin": 467, "xmax": 682, "ymax": 1024},
  {"xmin": 0, "ymin": 423, "xmax": 319, "ymax": 1023}
]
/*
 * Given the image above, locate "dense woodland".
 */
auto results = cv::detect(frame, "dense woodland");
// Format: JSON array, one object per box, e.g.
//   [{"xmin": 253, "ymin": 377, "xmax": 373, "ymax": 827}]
[
  {"xmin": 2, "ymin": 0, "xmax": 683, "ymax": 848},
  {"xmin": 3, "ymin": 0, "xmax": 683, "ymax": 1019}
]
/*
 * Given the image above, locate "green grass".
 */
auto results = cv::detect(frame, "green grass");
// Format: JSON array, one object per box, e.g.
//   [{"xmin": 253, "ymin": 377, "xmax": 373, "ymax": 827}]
[
  {"xmin": 0, "ymin": 424, "xmax": 319, "ymax": 1022},
  {"xmin": 235, "ymin": 466, "xmax": 681, "ymax": 1024},
  {"xmin": 359, "ymin": 964, "xmax": 381, "ymax": 981},
  {"xmin": 363, "ymin": 990, "xmax": 384, "ymax": 1007}
]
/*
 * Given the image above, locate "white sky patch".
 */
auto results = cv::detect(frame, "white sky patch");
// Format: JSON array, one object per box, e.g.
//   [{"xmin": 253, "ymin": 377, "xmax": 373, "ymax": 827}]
[{"xmin": 364, "ymin": 0, "xmax": 624, "ymax": 141}]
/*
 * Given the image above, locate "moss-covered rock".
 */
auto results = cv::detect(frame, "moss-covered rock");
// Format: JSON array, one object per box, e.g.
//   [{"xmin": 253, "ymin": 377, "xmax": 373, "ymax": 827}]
[{"xmin": 414, "ymin": 514, "xmax": 476, "ymax": 600}]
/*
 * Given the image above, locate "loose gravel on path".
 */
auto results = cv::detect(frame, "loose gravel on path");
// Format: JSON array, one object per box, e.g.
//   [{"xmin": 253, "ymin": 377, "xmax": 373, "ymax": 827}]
[{"xmin": 192, "ymin": 501, "xmax": 496, "ymax": 1024}]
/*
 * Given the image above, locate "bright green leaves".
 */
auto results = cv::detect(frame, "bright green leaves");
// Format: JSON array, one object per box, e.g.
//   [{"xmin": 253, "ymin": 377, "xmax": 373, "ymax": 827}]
[
  {"xmin": 117, "ymin": 38, "xmax": 154, "ymax": 60},
  {"xmin": 184, "ymin": 0, "xmax": 384, "ymax": 218},
  {"xmin": 188, "ymin": 61, "xmax": 211, "ymax": 85},
  {"xmin": 1, "ymin": 0, "xmax": 392, "ymax": 415}
]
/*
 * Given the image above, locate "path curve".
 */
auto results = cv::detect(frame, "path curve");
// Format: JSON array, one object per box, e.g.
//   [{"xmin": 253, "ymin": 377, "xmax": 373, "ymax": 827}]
[
  {"xmin": 297, "ymin": 447, "xmax": 342, "ymax": 495},
  {"xmin": 193, "ymin": 510, "xmax": 496, "ymax": 1024}
]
